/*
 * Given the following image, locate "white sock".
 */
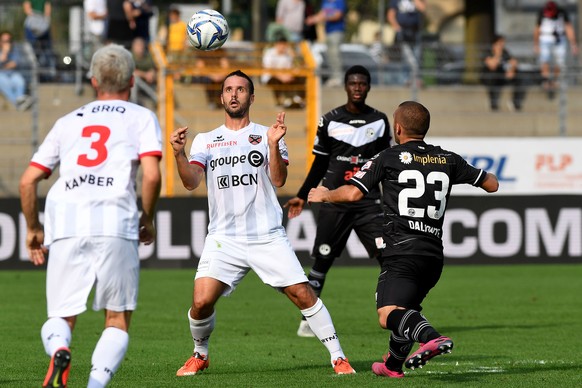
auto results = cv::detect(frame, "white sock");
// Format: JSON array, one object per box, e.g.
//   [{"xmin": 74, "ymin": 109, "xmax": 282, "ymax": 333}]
[
  {"xmin": 88, "ymin": 327, "xmax": 129, "ymax": 387},
  {"xmin": 87, "ymin": 377, "xmax": 105, "ymax": 388},
  {"xmin": 41, "ymin": 317, "xmax": 71, "ymax": 356},
  {"xmin": 188, "ymin": 309, "xmax": 215, "ymax": 357},
  {"xmin": 301, "ymin": 298, "xmax": 346, "ymax": 362}
]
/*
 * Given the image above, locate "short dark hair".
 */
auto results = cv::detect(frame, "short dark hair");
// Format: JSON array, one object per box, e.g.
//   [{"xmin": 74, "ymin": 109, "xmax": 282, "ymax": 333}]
[
  {"xmin": 273, "ymin": 32, "xmax": 288, "ymax": 43},
  {"xmin": 0, "ymin": 31, "xmax": 12, "ymax": 41},
  {"xmin": 398, "ymin": 101, "xmax": 430, "ymax": 137},
  {"xmin": 222, "ymin": 69, "xmax": 255, "ymax": 95},
  {"xmin": 344, "ymin": 65, "xmax": 371, "ymax": 85}
]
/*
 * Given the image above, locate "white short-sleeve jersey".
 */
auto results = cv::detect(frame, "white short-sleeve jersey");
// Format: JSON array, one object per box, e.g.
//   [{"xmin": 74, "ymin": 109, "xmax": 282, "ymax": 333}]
[
  {"xmin": 84, "ymin": 0, "xmax": 107, "ymax": 36},
  {"xmin": 188, "ymin": 122, "xmax": 289, "ymax": 240},
  {"xmin": 30, "ymin": 100, "xmax": 163, "ymax": 245}
]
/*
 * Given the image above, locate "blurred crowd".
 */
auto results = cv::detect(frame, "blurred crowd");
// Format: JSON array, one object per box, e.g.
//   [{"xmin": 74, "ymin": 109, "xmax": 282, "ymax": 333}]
[{"xmin": 1, "ymin": 0, "xmax": 579, "ymax": 113}]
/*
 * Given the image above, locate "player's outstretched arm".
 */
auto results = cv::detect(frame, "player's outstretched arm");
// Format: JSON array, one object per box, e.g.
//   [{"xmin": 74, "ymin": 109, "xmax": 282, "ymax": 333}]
[
  {"xmin": 481, "ymin": 172, "xmax": 499, "ymax": 193},
  {"xmin": 170, "ymin": 127, "xmax": 204, "ymax": 191},
  {"xmin": 19, "ymin": 165, "xmax": 48, "ymax": 265},
  {"xmin": 308, "ymin": 185, "xmax": 363, "ymax": 204}
]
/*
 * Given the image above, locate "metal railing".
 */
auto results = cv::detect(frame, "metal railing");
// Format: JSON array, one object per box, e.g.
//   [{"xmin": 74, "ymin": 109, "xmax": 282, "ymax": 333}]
[
  {"xmin": 2, "ymin": 39, "xmax": 582, "ymax": 198},
  {"xmin": 21, "ymin": 41, "xmax": 39, "ymax": 153},
  {"xmin": 149, "ymin": 40, "xmax": 319, "ymax": 197}
]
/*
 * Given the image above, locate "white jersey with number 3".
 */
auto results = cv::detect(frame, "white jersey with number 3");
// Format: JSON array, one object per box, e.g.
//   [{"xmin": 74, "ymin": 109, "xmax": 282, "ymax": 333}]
[
  {"xmin": 189, "ymin": 122, "xmax": 289, "ymax": 241},
  {"xmin": 30, "ymin": 100, "xmax": 163, "ymax": 245}
]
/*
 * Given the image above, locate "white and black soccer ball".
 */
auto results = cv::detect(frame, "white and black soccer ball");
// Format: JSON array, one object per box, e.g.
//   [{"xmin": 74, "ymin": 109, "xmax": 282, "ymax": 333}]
[{"xmin": 187, "ymin": 9, "xmax": 230, "ymax": 51}]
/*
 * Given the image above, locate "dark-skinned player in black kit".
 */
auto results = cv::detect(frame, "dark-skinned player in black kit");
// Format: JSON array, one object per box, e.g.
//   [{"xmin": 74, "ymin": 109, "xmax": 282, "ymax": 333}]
[{"xmin": 284, "ymin": 65, "xmax": 392, "ymax": 337}]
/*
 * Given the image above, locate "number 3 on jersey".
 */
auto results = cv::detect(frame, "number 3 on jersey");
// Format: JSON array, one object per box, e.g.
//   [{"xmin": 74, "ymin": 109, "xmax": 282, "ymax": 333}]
[
  {"xmin": 398, "ymin": 170, "xmax": 449, "ymax": 220},
  {"xmin": 77, "ymin": 125, "xmax": 110, "ymax": 167}
]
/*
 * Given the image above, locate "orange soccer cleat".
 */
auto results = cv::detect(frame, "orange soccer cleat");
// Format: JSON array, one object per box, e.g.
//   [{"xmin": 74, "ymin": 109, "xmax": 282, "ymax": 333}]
[
  {"xmin": 332, "ymin": 357, "xmax": 356, "ymax": 375},
  {"xmin": 176, "ymin": 352, "xmax": 209, "ymax": 376},
  {"xmin": 43, "ymin": 347, "xmax": 71, "ymax": 388}
]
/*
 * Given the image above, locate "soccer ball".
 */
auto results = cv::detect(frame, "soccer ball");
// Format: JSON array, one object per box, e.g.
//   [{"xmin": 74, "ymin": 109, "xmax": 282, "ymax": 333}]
[{"xmin": 187, "ymin": 9, "xmax": 230, "ymax": 51}]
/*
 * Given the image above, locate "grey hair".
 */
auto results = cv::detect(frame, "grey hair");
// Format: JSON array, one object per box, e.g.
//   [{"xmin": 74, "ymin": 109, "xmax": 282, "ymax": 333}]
[{"xmin": 89, "ymin": 44, "xmax": 135, "ymax": 93}]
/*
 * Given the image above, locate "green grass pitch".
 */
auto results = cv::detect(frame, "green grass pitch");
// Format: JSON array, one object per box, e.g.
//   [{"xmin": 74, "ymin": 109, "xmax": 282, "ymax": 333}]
[{"xmin": 1, "ymin": 264, "xmax": 581, "ymax": 387}]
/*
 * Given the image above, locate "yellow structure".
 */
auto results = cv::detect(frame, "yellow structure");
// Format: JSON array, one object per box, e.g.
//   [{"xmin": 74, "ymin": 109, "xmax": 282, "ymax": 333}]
[{"xmin": 150, "ymin": 41, "xmax": 318, "ymax": 197}]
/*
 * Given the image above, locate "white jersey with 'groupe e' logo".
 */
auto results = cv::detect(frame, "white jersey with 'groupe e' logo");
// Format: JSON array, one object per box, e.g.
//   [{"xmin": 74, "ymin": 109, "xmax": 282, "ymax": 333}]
[
  {"xmin": 189, "ymin": 122, "xmax": 289, "ymax": 241},
  {"xmin": 30, "ymin": 99, "xmax": 163, "ymax": 246}
]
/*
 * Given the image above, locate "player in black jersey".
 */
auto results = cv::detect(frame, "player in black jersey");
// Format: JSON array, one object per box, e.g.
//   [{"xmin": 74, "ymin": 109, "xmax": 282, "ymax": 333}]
[
  {"xmin": 284, "ymin": 65, "xmax": 391, "ymax": 337},
  {"xmin": 308, "ymin": 101, "xmax": 499, "ymax": 377}
]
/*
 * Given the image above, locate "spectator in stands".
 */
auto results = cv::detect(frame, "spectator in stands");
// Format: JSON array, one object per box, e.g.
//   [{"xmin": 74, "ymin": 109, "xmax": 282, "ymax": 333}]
[
  {"xmin": 130, "ymin": 0, "xmax": 153, "ymax": 43},
  {"xmin": 387, "ymin": 0, "xmax": 426, "ymax": 49},
  {"xmin": 131, "ymin": 37, "xmax": 156, "ymax": 108},
  {"xmin": 159, "ymin": 5, "xmax": 187, "ymax": 55},
  {"xmin": 387, "ymin": 0, "xmax": 426, "ymax": 86},
  {"xmin": 84, "ymin": 0, "xmax": 107, "ymax": 45},
  {"xmin": 275, "ymin": 0, "xmax": 306, "ymax": 43},
  {"xmin": 306, "ymin": 0, "xmax": 347, "ymax": 87},
  {"xmin": 303, "ymin": 0, "xmax": 318, "ymax": 42},
  {"xmin": 370, "ymin": 30, "xmax": 387, "ymax": 64},
  {"xmin": 158, "ymin": 5, "xmax": 188, "ymax": 81},
  {"xmin": 106, "ymin": 0, "xmax": 135, "ymax": 49},
  {"xmin": 84, "ymin": 0, "xmax": 107, "ymax": 58},
  {"xmin": 23, "ymin": 0, "xmax": 56, "ymax": 81},
  {"xmin": 131, "ymin": 37, "xmax": 155, "ymax": 84},
  {"xmin": 481, "ymin": 35, "xmax": 526, "ymax": 112},
  {"xmin": 158, "ymin": 4, "xmax": 187, "ymax": 82},
  {"xmin": 0, "ymin": 31, "xmax": 33, "ymax": 111},
  {"xmin": 262, "ymin": 35, "xmax": 305, "ymax": 109},
  {"xmin": 533, "ymin": 0, "xmax": 578, "ymax": 99}
]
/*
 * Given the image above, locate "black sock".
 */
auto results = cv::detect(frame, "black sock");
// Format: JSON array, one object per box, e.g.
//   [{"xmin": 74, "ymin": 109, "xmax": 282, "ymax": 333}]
[
  {"xmin": 307, "ymin": 269, "xmax": 326, "ymax": 297},
  {"xmin": 309, "ymin": 255, "xmax": 336, "ymax": 297},
  {"xmin": 385, "ymin": 333, "xmax": 413, "ymax": 371},
  {"xmin": 299, "ymin": 270, "xmax": 327, "ymax": 322},
  {"xmin": 301, "ymin": 258, "xmax": 334, "ymax": 321},
  {"xmin": 386, "ymin": 309, "xmax": 441, "ymax": 344}
]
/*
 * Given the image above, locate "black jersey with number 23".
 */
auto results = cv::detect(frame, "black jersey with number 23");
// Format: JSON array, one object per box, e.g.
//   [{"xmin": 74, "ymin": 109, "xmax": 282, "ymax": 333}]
[{"xmin": 349, "ymin": 140, "xmax": 487, "ymax": 259}]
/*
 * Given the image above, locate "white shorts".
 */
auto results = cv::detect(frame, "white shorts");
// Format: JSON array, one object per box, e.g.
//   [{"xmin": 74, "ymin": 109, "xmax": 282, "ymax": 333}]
[
  {"xmin": 539, "ymin": 40, "xmax": 567, "ymax": 68},
  {"xmin": 46, "ymin": 236, "xmax": 139, "ymax": 317},
  {"xmin": 195, "ymin": 234, "xmax": 308, "ymax": 296}
]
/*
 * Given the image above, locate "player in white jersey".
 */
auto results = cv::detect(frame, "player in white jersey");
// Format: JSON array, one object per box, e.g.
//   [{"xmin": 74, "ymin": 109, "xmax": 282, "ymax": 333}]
[
  {"xmin": 189, "ymin": 121, "xmax": 289, "ymax": 239},
  {"xmin": 19, "ymin": 44, "xmax": 162, "ymax": 388},
  {"xmin": 170, "ymin": 70, "xmax": 355, "ymax": 376}
]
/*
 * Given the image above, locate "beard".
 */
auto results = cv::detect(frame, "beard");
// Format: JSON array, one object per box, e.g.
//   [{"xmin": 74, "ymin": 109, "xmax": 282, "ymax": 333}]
[{"xmin": 224, "ymin": 100, "xmax": 249, "ymax": 119}]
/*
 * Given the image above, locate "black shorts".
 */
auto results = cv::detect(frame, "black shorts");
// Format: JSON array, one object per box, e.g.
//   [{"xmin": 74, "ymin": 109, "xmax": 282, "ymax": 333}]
[
  {"xmin": 375, "ymin": 255, "xmax": 443, "ymax": 311},
  {"xmin": 311, "ymin": 202, "xmax": 384, "ymax": 260}
]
